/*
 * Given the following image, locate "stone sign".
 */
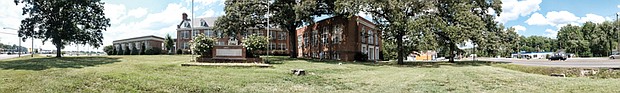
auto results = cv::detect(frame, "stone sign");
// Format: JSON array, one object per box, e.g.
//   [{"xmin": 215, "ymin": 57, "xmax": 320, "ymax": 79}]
[{"xmin": 216, "ymin": 49, "xmax": 243, "ymax": 57}]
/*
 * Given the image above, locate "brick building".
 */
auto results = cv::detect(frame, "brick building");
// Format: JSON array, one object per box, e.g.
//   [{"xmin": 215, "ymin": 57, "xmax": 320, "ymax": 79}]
[
  {"xmin": 175, "ymin": 13, "xmax": 289, "ymax": 55},
  {"xmin": 112, "ymin": 35, "xmax": 164, "ymax": 53},
  {"xmin": 296, "ymin": 16, "xmax": 381, "ymax": 61}
]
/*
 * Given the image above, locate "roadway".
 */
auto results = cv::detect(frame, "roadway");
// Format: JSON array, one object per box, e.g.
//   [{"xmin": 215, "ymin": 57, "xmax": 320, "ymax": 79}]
[{"xmin": 0, "ymin": 54, "xmax": 31, "ymax": 60}]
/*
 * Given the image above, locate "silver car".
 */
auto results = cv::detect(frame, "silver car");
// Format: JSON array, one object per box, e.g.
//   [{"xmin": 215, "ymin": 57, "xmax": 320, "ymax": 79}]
[{"xmin": 610, "ymin": 53, "xmax": 620, "ymax": 59}]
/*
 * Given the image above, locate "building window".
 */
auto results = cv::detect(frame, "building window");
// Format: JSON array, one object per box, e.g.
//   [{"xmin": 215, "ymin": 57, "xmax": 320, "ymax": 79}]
[
  {"xmin": 361, "ymin": 27, "xmax": 366, "ymax": 43},
  {"xmin": 269, "ymin": 43, "xmax": 276, "ymax": 50},
  {"xmin": 217, "ymin": 41, "xmax": 225, "ymax": 45},
  {"xmin": 184, "ymin": 21, "xmax": 191, "ymax": 28},
  {"xmin": 258, "ymin": 30, "xmax": 264, "ymax": 36},
  {"xmin": 216, "ymin": 31, "xmax": 223, "ymax": 38},
  {"xmin": 332, "ymin": 25, "xmax": 343, "ymax": 44},
  {"xmin": 303, "ymin": 33, "xmax": 309, "ymax": 47},
  {"xmin": 280, "ymin": 43, "xmax": 286, "ymax": 50},
  {"xmin": 183, "ymin": 42, "xmax": 189, "ymax": 49},
  {"xmin": 201, "ymin": 19, "xmax": 208, "ymax": 27},
  {"xmin": 322, "ymin": 33, "xmax": 328, "ymax": 44},
  {"xmin": 182, "ymin": 31, "xmax": 189, "ymax": 39},
  {"xmin": 192, "ymin": 30, "xmax": 200, "ymax": 38},
  {"xmin": 368, "ymin": 30, "xmax": 373, "ymax": 44},
  {"xmin": 269, "ymin": 31, "xmax": 275, "ymax": 40},
  {"xmin": 278, "ymin": 32, "xmax": 286, "ymax": 40},
  {"xmin": 204, "ymin": 30, "xmax": 213, "ymax": 37},
  {"xmin": 298, "ymin": 36, "xmax": 303, "ymax": 48}
]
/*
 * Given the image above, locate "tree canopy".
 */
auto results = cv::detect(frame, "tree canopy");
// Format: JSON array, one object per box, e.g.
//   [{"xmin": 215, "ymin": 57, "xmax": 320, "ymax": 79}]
[{"xmin": 14, "ymin": 0, "xmax": 111, "ymax": 57}]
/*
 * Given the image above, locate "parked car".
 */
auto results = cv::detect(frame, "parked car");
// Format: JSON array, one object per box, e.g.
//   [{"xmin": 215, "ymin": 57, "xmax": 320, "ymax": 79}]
[
  {"xmin": 548, "ymin": 53, "xmax": 567, "ymax": 61},
  {"xmin": 610, "ymin": 53, "xmax": 620, "ymax": 59}
]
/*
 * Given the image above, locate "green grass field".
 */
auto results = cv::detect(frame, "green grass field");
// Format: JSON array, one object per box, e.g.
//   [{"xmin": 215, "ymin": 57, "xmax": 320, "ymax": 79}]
[{"xmin": 1, "ymin": 55, "xmax": 620, "ymax": 92}]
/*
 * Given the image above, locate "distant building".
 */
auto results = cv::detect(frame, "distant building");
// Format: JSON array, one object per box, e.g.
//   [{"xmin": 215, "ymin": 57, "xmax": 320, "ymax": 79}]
[
  {"xmin": 175, "ymin": 13, "xmax": 289, "ymax": 55},
  {"xmin": 112, "ymin": 35, "xmax": 164, "ymax": 53},
  {"xmin": 296, "ymin": 16, "xmax": 382, "ymax": 61}
]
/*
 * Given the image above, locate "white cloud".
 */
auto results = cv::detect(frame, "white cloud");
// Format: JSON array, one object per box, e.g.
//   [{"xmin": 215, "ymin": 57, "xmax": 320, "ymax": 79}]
[
  {"xmin": 579, "ymin": 14, "xmax": 606, "ymax": 23},
  {"xmin": 525, "ymin": 11, "xmax": 608, "ymax": 26},
  {"xmin": 512, "ymin": 25, "xmax": 527, "ymax": 32},
  {"xmin": 545, "ymin": 11, "xmax": 580, "ymax": 25},
  {"xmin": 192, "ymin": 0, "xmax": 224, "ymax": 5},
  {"xmin": 198, "ymin": 9, "xmax": 216, "ymax": 18},
  {"xmin": 524, "ymin": 13, "xmax": 548, "ymax": 25},
  {"xmin": 127, "ymin": 7, "xmax": 148, "ymax": 18},
  {"xmin": 495, "ymin": 0, "xmax": 542, "ymax": 23},
  {"xmin": 104, "ymin": 4, "xmax": 127, "ymax": 25},
  {"xmin": 544, "ymin": 29, "xmax": 558, "ymax": 38},
  {"xmin": 617, "ymin": 5, "xmax": 620, "ymax": 8}
]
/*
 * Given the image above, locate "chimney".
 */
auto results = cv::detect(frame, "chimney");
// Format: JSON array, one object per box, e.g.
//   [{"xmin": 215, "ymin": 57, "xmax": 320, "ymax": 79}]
[{"xmin": 182, "ymin": 13, "xmax": 188, "ymax": 20}]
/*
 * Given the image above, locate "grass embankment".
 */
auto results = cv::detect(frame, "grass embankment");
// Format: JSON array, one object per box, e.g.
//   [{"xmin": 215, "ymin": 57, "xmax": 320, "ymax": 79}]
[{"xmin": 1, "ymin": 55, "xmax": 620, "ymax": 92}]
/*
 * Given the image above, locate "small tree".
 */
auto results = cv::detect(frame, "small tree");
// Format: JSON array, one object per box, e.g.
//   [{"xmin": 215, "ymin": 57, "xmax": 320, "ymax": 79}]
[
  {"xmin": 124, "ymin": 46, "xmax": 130, "ymax": 55},
  {"xmin": 130, "ymin": 45, "xmax": 139, "ymax": 55},
  {"xmin": 117, "ymin": 46, "xmax": 123, "ymax": 55},
  {"xmin": 164, "ymin": 34, "xmax": 175, "ymax": 54},
  {"xmin": 103, "ymin": 45, "xmax": 114, "ymax": 55},
  {"xmin": 140, "ymin": 43, "xmax": 146, "ymax": 55},
  {"xmin": 191, "ymin": 34, "xmax": 216, "ymax": 56},
  {"xmin": 243, "ymin": 35, "xmax": 269, "ymax": 58},
  {"xmin": 176, "ymin": 49, "xmax": 183, "ymax": 55}
]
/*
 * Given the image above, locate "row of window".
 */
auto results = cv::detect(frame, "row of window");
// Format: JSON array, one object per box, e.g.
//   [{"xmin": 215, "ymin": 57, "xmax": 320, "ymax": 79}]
[
  {"xmin": 269, "ymin": 43, "xmax": 288, "ymax": 50},
  {"xmin": 301, "ymin": 25, "xmax": 344, "ymax": 47},
  {"xmin": 361, "ymin": 27, "xmax": 378, "ymax": 45},
  {"xmin": 181, "ymin": 30, "xmax": 287, "ymax": 40}
]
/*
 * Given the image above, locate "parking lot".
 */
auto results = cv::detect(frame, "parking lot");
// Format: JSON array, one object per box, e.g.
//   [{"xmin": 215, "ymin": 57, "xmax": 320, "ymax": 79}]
[{"xmin": 477, "ymin": 57, "xmax": 620, "ymax": 68}]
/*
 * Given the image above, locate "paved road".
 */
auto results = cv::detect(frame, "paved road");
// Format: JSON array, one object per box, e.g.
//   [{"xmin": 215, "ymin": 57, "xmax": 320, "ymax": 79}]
[
  {"xmin": 477, "ymin": 58, "xmax": 620, "ymax": 68},
  {"xmin": 0, "ymin": 54, "xmax": 31, "ymax": 60}
]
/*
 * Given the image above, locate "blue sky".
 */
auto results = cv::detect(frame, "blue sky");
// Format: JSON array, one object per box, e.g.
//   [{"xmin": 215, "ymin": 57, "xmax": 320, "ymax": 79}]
[{"xmin": 0, "ymin": 0, "xmax": 619, "ymax": 51}]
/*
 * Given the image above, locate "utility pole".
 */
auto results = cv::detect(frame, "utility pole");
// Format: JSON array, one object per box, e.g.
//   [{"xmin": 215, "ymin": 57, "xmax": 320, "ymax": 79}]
[
  {"xmin": 266, "ymin": 0, "xmax": 270, "ymax": 63},
  {"xmin": 617, "ymin": 12, "xmax": 619, "ymax": 53}
]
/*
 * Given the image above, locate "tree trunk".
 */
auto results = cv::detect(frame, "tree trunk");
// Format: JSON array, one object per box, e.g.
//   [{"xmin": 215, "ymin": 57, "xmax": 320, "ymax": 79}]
[
  {"xmin": 56, "ymin": 44, "xmax": 62, "ymax": 58},
  {"xmin": 397, "ymin": 32, "xmax": 404, "ymax": 65},
  {"xmin": 288, "ymin": 27, "xmax": 298, "ymax": 58},
  {"xmin": 449, "ymin": 44, "xmax": 455, "ymax": 63}
]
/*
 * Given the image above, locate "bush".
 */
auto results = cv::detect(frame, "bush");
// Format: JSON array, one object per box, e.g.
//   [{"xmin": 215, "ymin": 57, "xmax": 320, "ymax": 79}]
[
  {"xmin": 354, "ymin": 52, "xmax": 368, "ymax": 61},
  {"xmin": 130, "ymin": 45, "xmax": 139, "ymax": 55},
  {"xmin": 243, "ymin": 35, "xmax": 269, "ymax": 58},
  {"xmin": 140, "ymin": 44, "xmax": 146, "ymax": 55},
  {"xmin": 191, "ymin": 34, "xmax": 215, "ymax": 56},
  {"xmin": 124, "ymin": 46, "xmax": 131, "ymax": 55},
  {"xmin": 103, "ymin": 45, "xmax": 114, "ymax": 55},
  {"xmin": 145, "ymin": 47, "xmax": 162, "ymax": 55},
  {"xmin": 176, "ymin": 49, "xmax": 183, "ymax": 55}
]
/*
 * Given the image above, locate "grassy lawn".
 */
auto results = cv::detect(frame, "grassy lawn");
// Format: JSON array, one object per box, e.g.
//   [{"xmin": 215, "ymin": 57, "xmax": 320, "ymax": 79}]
[{"xmin": 1, "ymin": 55, "xmax": 620, "ymax": 92}]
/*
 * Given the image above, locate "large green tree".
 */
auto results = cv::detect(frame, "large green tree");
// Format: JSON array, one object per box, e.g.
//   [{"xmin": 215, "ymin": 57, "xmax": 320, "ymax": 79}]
[
  {"xmin": 360, "ymin": 0, "xmax": 433, "ymax": 64},
  {"xmin": 15, "ymin": 0, "xmax": 111, "ymax": 57},
  {"xmin": 558, "ymin": 24, "xmax": 589, "ymax": 57},
  {"xmin": 427, "ymin": 0, "xmax": 502, "ymax": 62}
]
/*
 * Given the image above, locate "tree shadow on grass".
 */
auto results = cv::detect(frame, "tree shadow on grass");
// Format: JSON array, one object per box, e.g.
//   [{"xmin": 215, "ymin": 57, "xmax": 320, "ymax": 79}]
[{"xmin": 0, "ymin": 57, "xmax": 121, "ymax": 70}]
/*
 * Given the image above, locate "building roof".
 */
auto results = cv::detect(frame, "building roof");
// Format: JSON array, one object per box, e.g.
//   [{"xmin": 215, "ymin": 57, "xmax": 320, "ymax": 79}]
[{"xmin": 112, "ymin": 35, "xmax": 165, "ymax": 44}]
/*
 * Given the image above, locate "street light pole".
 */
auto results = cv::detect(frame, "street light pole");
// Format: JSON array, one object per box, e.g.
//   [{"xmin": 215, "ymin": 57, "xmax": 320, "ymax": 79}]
[{"xmin": 3, "ymin": 27, "xmax": 22, "ymax": 57}]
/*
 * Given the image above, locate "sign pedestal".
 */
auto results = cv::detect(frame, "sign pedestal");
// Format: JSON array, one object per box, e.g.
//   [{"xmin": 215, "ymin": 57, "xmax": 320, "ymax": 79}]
[{"xmin": 196, "ymin": 45, "xmax": 263, "ymax": 63}]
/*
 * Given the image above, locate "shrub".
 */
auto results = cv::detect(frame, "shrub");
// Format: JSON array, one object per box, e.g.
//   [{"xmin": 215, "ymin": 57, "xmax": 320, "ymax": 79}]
[
  {"xmin": 145, "ymin": 47, "xmax": 162, "ymax": 55},
  {"xmin": 191, "ymin": 34, "xmax": 215, "ymax": 56},
  {"xmin": 243, "ymin": 35, "xmax": 269, "ymax": 58},
  {"xmin": 103, "ymin": 45, "xmax": 114, "ymax": 55},
  {"xmin": 140, "ymin": 44, "xmax": 146, "ymax": 55},
  {"xmin": 130, "ymin": 45, "xmax": 139, "ymax": 55},
  {"xmin": 354, "ymin": 52, "xmax": 368, "ymax": 61},
  {"xmin": 176, "ymin": 49, "xmax": 183, "ymax": 55},
  {"xmin": 124, "ymin": 46, "xmax": 131, "ymax": 55}
]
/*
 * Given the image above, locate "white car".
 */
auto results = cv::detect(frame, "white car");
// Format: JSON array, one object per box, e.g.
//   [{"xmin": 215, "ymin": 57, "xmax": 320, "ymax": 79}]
[{"xmin": 610, "ymin": 53, "xmax": 620, "ymax": 59}]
